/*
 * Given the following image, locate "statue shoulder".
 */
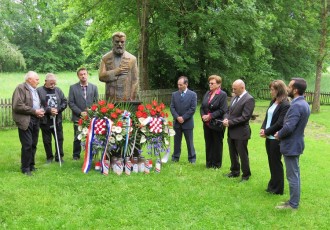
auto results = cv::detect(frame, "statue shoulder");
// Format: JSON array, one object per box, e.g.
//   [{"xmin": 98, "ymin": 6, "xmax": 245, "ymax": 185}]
[
  {"xmin": 102, "ymin": 51, "xmax": 114, "ymax": 60},
  {"xmin": 124, "ymin": 51, "xmax": 137, "ymax": 60}
]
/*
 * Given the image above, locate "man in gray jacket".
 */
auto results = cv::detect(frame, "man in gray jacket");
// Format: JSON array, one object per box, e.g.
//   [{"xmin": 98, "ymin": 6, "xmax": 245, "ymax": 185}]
[
  {"xmin": 275, "ymin": 78, "xmax": 310, "ymax": 210},
  {"xmin": 69, "ymin": 67, "xmax": 98, "ymax": 160},
  {"xmin": 12, "ymin": 71, "xmax": 45, "ymax": 176}
]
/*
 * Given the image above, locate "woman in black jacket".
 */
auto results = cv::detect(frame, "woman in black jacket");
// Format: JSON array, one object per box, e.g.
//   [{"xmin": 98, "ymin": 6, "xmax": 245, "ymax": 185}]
[{"xmin": 260, "ymin": 80, "xmax": 290, "ymax": 195}]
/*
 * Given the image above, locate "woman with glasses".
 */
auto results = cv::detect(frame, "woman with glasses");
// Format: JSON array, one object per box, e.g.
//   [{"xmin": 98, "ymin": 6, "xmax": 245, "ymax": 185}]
[
  {"xmin": 200, "ymin": 75, "xmax": 228, "ymax": 169},
  {"xmin": 260, "ymin": 80, "xmax": 290, "ymax": 195}
]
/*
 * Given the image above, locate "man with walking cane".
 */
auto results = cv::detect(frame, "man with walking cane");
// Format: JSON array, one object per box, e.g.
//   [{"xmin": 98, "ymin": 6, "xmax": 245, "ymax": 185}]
[{"xmin": 37, "ymin": 73, "xmax": 67, "ymax": 164}]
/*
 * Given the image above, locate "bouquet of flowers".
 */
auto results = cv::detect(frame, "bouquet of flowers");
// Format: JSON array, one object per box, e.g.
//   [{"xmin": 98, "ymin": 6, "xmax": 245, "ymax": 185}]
[{"xmin": 135, "ymin": 100, "xmax": 175, "ymax": 161}]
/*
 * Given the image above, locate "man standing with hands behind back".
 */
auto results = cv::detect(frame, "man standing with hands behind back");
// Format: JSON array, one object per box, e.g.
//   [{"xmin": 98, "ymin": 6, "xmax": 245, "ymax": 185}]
[
  {"xmin": 170, "ymin": 76, "xmax": 197, "ymax": 163},
  {"xmin": 99, "ymin": 31, "xmax": 139, "ymax": 102},
  {"xmin": 223, "ymin": 79, "xmax": 255, "ymax": 182},
  {"xmin": 275, "ymin": 78, "xmax": 310, "ymax": 210},
  {"xmin": 69, "ymin": 67, "xmax": 98, "ymax": 160},
  {"xmin": 12, "ymin": 71, "xmax": 45, "ymax": 176}
]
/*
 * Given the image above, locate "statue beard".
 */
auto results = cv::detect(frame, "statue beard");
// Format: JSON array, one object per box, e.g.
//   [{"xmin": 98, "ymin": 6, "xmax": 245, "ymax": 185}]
[{"xmin": 114, "ymin": 47, "xmax": 125, "ymax": 55}]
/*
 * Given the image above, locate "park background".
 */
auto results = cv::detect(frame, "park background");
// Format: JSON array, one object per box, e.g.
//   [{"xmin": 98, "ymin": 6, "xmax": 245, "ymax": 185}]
[{"xmin": 1, "ymin": 0, "xmax": 330, "ymax": 229}]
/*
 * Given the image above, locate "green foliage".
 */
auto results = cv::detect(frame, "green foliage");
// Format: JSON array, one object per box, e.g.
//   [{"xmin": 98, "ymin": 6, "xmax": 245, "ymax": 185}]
[{"xmin": 0, "ymin": 37, "xmax": 26, "ymax": 72}]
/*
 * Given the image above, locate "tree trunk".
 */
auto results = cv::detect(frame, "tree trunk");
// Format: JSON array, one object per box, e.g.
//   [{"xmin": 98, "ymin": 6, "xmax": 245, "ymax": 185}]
[
  {"xmin": 137, "ymin": 0, "xmax": 150, "ymax": 90},
  {"xmin": 312, "ymin": 0, "xmax": 328, "ymax": 113}
]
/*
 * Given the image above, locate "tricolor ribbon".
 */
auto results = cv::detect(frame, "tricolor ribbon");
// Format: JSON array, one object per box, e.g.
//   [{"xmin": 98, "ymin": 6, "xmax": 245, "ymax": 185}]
[{"xmin": 122, "ymin": 110, "xmax": 131, "ymax": 158}]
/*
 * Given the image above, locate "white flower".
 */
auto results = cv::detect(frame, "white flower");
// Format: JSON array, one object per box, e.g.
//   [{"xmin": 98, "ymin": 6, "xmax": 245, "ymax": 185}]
[
  {"xmin": 141, "ymin": 126, "xmax": 147, "ymax": 133},
  {"xmin": 109, "ymin": 136, "xmax": 116, "ymax": 144},
  {"xmin": 164, "ymin": 138, "xmax": 169, "ymax": 145},
  {"xmin": 140, "ymin": 135, "xmax": 146, "ymax": 143},
  {"xmin": 78, "ymin": 126, "xmax": 82, "ymax": 131},
  {"xmin": 77, "ymin": 134, "xmax": 83, "ymax": 140},
  {"xmin": 82, "ymin": 127, "xmax": 88, "ymax": 135},
  {"xmin": 111, "ymin": 126, "xmax": 117, "ymax": 132},
  {"xmin": 116, "ymin": 134, "xmax": 123, "ymax": 141},
  {"xmin": 115, "ymin": 126, "xmax": 122, "ymax": 133},
  {"xmin": 163, "ymin": 120, "xmax": 168, "ymax": 125},
  {"xmin": 168, "ymin": 128, "xmax": 176, "ymax": 136},
  {"xmin": 129, "ymin": 127, "xmax": 133, "ymax": 132},
  {"xmin": 138, "ymin": 118, "xmax": 146, "ymax": 124}
]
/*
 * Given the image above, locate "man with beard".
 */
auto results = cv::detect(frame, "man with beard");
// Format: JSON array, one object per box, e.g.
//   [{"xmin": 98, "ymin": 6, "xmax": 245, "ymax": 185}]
[
  {"xmin": 275, "ymin": 78, "xmax": 310, "ymax": 210},
  {"xmin": 99, "ymin": 32, "xmax": 139, "ymax": 102}
]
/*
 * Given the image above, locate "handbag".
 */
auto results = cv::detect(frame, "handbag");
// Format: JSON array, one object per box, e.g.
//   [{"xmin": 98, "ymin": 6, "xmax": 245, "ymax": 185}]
[{"xmin": 209, "ymin": 118, "xmax": 224, "ymax": 131}]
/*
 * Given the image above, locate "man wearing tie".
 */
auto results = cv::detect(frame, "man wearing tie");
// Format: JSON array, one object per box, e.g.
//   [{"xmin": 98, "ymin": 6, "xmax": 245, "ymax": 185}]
[
  {"xmin": 170, "ymin": 76, "xmax": 197, "ymax": 163},
  {"xmin": 68, "ymin": 67, "xmax": 98, "ymax": 160},
  {"xmin": 223, "ymin": 79, "xmax": 255, "ymax": 182}
]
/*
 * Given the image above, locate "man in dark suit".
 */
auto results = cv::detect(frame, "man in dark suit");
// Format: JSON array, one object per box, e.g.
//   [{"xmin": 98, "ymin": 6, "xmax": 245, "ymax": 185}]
[
  {"xmin": 68, "ymin": 67, "xmax": 99, "ymax": 160},
  {"xmin": 170, "ymin": 76, "xmax": 197, "ymax": 163},
  {"xmin": 275, "ymin": 78, "xmax": 310, "ymax": 210},
  {"xmin": 223, "ymin": 79, "xmax": 255, "ymax": 182}
]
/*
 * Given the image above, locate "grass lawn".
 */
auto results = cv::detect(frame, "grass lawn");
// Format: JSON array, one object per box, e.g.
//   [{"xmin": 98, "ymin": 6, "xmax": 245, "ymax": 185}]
[{"xmin": 0, "ymin": 102, "xmax": 329, "ymax": 229}]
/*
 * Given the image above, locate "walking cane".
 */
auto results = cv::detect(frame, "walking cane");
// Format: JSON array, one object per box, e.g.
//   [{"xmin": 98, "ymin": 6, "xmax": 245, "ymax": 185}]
[{"xmin": 52, "ymin": 115, "xmax": 62, "ymax": 167}]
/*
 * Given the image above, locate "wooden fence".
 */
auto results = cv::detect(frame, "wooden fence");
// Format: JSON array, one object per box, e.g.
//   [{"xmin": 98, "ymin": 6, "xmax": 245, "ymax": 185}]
[{"xmin": 1, "ymin": 89, "xmax": 329, "ymax": 128}]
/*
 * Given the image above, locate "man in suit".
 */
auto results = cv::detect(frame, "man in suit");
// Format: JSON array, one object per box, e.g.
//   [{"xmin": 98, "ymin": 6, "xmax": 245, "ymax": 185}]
[
  {"xmin": 68, "ymin": 67, "xmax": 99, "ymax": 160},
  {"xmin": 12, "ymin": 71, "xmax": 45, "ymax": 176},
  {"xmin": 170, "ymin": 76, "xmax": 197, "ymax": 163},
  {"xmin": 275, "ymin": 78, "xmax": 310, "ymax": 210},
  {"xmin": 223, "ymin": 79, "xmax": 255, "ymax": 182},
  {"xmin": 99, "ymin": 31, "xmax": 139, "ymax": 102}
]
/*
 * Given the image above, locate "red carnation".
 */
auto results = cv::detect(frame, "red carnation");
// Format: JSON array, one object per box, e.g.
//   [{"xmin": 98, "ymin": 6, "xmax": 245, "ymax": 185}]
[
  {"xmin": 107, "ymin": 103, "xmax": 114, "ymax": 109},
  {"xmin": 146, "ymin": 104, "xmax": 152, "ymax": 110},
  {"xmin": 98, "ymin": 100, "xmax": 106, "ymax": 106},
  {"xmin": 78, "ymin": 118, "xmax": 83, "ymax": 125},
  {"xmin": 156, "ymin": 106, "xmax": 161, "ymax": 112},
  {"xmin": 168, "ymin": 121, "xmax": 173, "ymax": 126},
  {"xmin": 115, "ymin": 108, "xmax": 122, "ymax": 114},
  {"xmin": 152, "ymin": 100, "xmax": 158, "ymax": 107},
  {"xmin": 160, "ymin": 103, "xmax": 165, "ymax": 110},
  {"xmin": 150, "ymin": 109, "xmax": 156, "ymax": 116},
  {"xmin": 137, "ymin": 104, "xmax": 145, "ymax": 111},
  {"xmin": 142, "ymin": 112, "xmax": 148, "ymax": 118},
  {"xmin": 100, "ymin": 107, "xmax": 107, "ymax": 114},
  {"xmin": 91, "ymin": 104, "xmax": 98, "ymax": 111},
  {"xmin": 165, "ymin": 113, "xmax": 169, "ymax": 118},
  {"xmin": 136, "ymin": 111, "xmax": 143, "ymax": 118},
  {"xmin": 116, "ymin": 121, "xmax": 123, "ymax": 127},
  {"xmin": 160, "ymin": 112, "xmax": 165, "ymax": 117},
  {"xmin": 111, "ymin": 112, "xmax": 118, "ymax": 119}
]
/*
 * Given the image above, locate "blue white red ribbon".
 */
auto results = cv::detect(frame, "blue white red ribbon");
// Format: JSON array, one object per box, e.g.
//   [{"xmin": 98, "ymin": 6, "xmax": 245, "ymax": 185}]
[{"xmin": 122, "ymin": 110, "xmax": 131, "ymax": 158}]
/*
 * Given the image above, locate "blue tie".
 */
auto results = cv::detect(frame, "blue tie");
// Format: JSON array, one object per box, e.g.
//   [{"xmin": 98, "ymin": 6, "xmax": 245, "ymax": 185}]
[{"xmin": 181, "ymin": 92, "xmax": 185, "ymax": 97}]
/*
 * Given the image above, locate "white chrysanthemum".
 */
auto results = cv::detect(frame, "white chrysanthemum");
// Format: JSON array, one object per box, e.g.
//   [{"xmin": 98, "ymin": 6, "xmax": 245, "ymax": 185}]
[
  {"xmin": 168, "ymin": 128, "xmax": 176, "ymax": 136},
  {"xmin": 116, "ymin": 134, "xmax": 123, "ymax": 141},
  {"xmin": 77, "ymin": 134, "xmax": 83, "ymax": 140},
  {"xmin": 138, "ymin": 118, "xmax": 145, "ymax": 124},
  {"xmin": 78, "ymin": 126, "xmax": 82, "ymax": 131},
  {"xmin": 140, "ymin": 135, "xmax": 146, "ymax": 143},
  {"xmin": 115, "ymin": 126, "xmax": 122, "ymax": 133},
  {"xmin": 163, "ymin": 120, "xmax": 168, "ymax": 125},
  {"xmin": 164, "ymin": 138, "xmax": 169, "ymax": 145},
  {"xmin": 141, "ymin": 126, "xmax": 147, "ymax": 133},
  {"xmin": 111, "ymin": 126, "xmax": 117, "ymax": 132},
  {"xmin": 82, "ymin": 127, "xmax": 88, "ymax": 135},
  {"xmin": 109, "ymin": 136, "xmax": 116, "ymax": 144},
  {"xmin": 129, "ymin": 127, "xmax": 133, "ymax": 132}
]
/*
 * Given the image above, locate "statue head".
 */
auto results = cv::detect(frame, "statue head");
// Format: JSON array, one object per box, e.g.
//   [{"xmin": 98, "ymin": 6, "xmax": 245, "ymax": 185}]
[{"xmin": 112, "ymin": 32, "xmax": 126, "ymax": 56}]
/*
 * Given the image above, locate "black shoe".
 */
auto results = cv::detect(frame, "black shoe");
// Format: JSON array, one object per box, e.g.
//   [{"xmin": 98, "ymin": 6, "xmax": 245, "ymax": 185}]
[
  {"xmin": 23, "ymin": 171, "xmax": 33, "ymax": 176},
  {"xmin": 55, "ymin": 159, "xmax": 64, "ymax": 163},
  {"xmin": 73, "ymin": 157, "xmax": 80, "ymax": 161},
  {"xmin": 46, "ymin": 159, "xmax": 53, "ymax": 164},
  {"xmin": 30, "ymin": 167, "xmax": 37, "ymax": 172},
  {"xmin": 240, "ymin": 177, "xmax": 250, "ymax": 182},
  {"xmin": 226, "ymin": 172, "xmax": 240, "ymax": 178}
]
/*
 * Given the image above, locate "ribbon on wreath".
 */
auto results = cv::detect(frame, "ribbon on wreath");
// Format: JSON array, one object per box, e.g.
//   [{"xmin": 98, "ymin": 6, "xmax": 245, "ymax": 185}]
[
  {"xmin": 122, "ymin": 110, "xmax": 131, "ymax": 158},
  {"xmin": 82, "ymin": 117, "xmax": 112, "ymax": 174}
]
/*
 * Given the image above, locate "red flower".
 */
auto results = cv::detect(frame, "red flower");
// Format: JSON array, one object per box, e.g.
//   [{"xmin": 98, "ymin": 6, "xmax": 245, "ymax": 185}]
[
  {"xmin": 84, "ymin": 115, "xmax": 89, "ymax": 120},
  {"xmin": 152, "ymin": 100, "xmax": 158, "ymax": 107},
  {"xmin": 156, "ymin": 106, "xmax": 161, "ymax": 112},
  {"xmin": 116, "ymin": 121, "xmax": 123, "ymax": 127},
  {"xmin": 150, "ymin": 110, "xmax": 156, "ymax": 116},
  {"xmin": 111, "ymin": 112, "xmax": 118, "ymax": 119},
  {"xmin": 146, "ymin": 104, "xmax": 152, "ymax": 110},
  {"xmin": 136, "ymin": 111, "xmax": 143, "ymax": 118},
  {"xmin": 168, "ymin": 121, "xmax": 173, "ymax": 126},
  {"xmin": 160, "ymin": 103, "xmax": 165, "ymax": 110},
  {"xmin": 142, "ymin": 112, "xmax": 148, "ymax": 118},
  {"xmin": 100, "ymin": 107, "xmax": 107, "ymax": 114},
  {"xmin": 78, "ymin": 118, "xmax": 83, "ymax": 126},
  {"xmin": 107, "ymin": 103, "xmax": 114, "ymax": 109},
  {"xmin": 115, "ymin": 108, "xmax": 122, "ymax": 114},
  {"xmin": 160, "ymin": 112, "xmax": 165, "ymax": 117},
  {"xmin": 165, "ymin": 113, "xmax": 169, "ymax": 118},
  {"xmin": 91, "ymin": 104, "xmax": 98, "ymax": 111},
  {"xmin": 137, "ymin": 104, "xmax": 145, "ymax": 111},
  {"xmin": 98, "ymin": 100, "xmax": 106, "ymax": 106}
]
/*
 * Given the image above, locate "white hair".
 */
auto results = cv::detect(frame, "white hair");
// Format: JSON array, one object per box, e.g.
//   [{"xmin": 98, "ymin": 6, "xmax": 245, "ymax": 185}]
[
  {"xmin": 24, "ymin": 71, "xmax": 38, "ymax": 81},
  {"xmin": 45, "ymin": 73, "xmax": 57, "ymax": 81}
]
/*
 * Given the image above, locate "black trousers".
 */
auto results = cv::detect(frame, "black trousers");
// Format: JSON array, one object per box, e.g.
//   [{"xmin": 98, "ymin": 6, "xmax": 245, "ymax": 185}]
[
  {"xmin": 40, "ymin": 121, "xmax": 64, "ymax": 161},
  {"xmin": 18, "ymin": 116, "xmax": 40, "ymax": 173},
  {"xmin": 227, "ymin": 137, "xmax": 251, "ymax": 178},
  {"xmin": 265, "ymin": 138, "xmax": 284, "ymax": 194},
  {"xmin": 172, "ymin": 127, "xmax": 196, "ymax": 163},
  {"xmin": 203, "ymin": 124, "xmax": 224, "ymax": 168},
  {"xmin": 73, "ymin": 123, "xmax": 81, "ymax": 158}
]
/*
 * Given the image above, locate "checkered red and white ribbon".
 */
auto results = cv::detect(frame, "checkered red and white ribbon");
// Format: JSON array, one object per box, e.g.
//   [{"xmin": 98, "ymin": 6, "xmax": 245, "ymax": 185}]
[
  {"xmin": 149, "ymin": 117, "xmax": 163, "ymax": 133},
  {"xmin": 94, "ymin": 119, "xmax": 106, "ymax": 135}
]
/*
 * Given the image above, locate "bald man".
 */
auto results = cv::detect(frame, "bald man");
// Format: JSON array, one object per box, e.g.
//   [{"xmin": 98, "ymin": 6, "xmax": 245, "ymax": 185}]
[
  {"xmin": 223, "ymin": 79, "xmax": 255, "ymax": 182},
  {"xmin": 12, "ymin": 71, "xmax": 45, "ymax": 176}
]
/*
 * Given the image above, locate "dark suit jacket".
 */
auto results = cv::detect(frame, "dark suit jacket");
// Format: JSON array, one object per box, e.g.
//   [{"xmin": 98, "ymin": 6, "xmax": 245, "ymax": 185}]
[
  {"xmin": 225, "ymin": 92, "xmax": 255, "ymax": 140},
  {"xmin": 261, "ymin": 100, "xmax": 290, "ymax": 136},
  {"xmin": 200, "ymin": 89, "xmax": 228, "ymax": 124},
  {"xmin": 277, "ymin": 96, "xmax": 310, "ymax": 156},
  {"xmin": 170, "ymin": 89, "xmax": 197, "ymax": 130},
  {"xmin": 68, "ymin": 82, "xmax": 98, "ymax": 122}
]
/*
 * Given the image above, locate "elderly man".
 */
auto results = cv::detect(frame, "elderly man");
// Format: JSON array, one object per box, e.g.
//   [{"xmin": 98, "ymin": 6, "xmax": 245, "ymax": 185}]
[
  {"xmin": 223, "ymin": 79, "xmax": 255, "ymax": 182},
  {"xmin": 37, "ymin": 73, "xmax": 67, "ymax": 163},
  {"xmin": 12, "ymin": 71, "xmax": 45, "ymax": 176},
  {"xmin": 99, "ymin": 31, "xmax": 139, "ymax": 101}
]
